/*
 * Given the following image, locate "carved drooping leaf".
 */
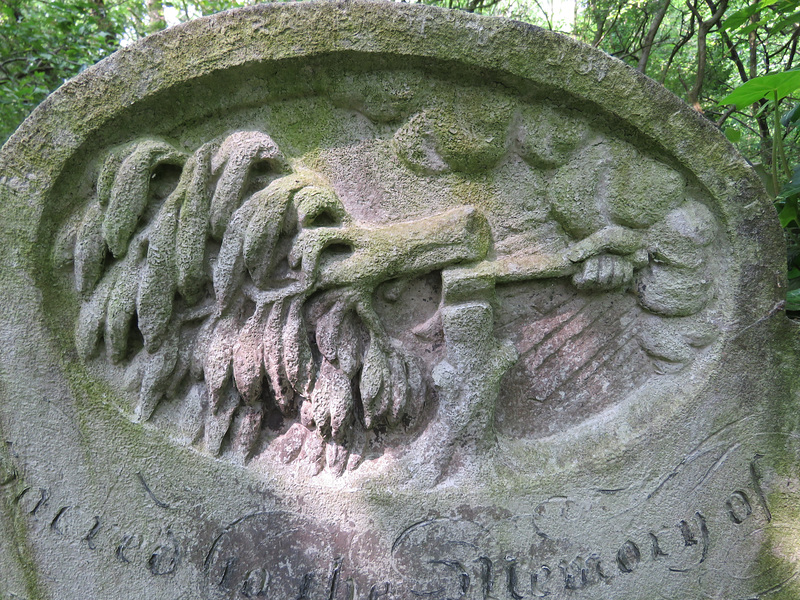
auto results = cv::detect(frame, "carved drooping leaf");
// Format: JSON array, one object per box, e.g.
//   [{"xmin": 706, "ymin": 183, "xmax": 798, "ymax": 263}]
[
  {"xmin": 242, "ymin": 180, "xmax": 296, "ymax": 287},
  {"xmin": 346, "ymin": 427, "xmax": 367, "ymax": 472},
  {"xmin": 300, "ymin": 397, "xmax": 314, "ymax": 428},
  {"xmin": 136, "ymin": 328, "xmax": 179, "ymax": 422},
  {"xmin": 103, "ymin": 139, "xmax": 186, "ymax": 258},
  {"xmin": 212, "ymin": 196, "xmax": 258, "ymax": 311},
  {"xmin": 209, "ymin": 131, "xmax": 286, "ymax": 239},
  {"xmin": 53, "ymin": 212, "xmax": 81, "ymax": 269},
  {"xmin": 231, "ymin": 405, "xmax": 263, "ymax": 458},
  {"xmin": 180, "ymin": 384, "xmax": 207, "ymax": 444},
  {"xmin": 176, "ymin": 145, "xmax": 214, "ymax": 305},
  {"xmin": 204, "ymin": 387, "xmax": 239, "ymax": 456},
  {"xmin": 232, "ymin": 304, "xmax": 267, "ymax": 404},
  {"xmin": 263, "ymin": 298, "xmax": 295, "ymax": 414},
  {"xmin": 311, "ymin": 358, "xmax": 353, "ymax": 441},
  {"xmin": 105, "ymin": 240, "xmax": 144, "ymax": 363},
  {"xmin": 294, "ymin": 183, "xmax": 351, "ymax": 229},
  {"xmin": 387, "ymin": 349, "xmax": 409, "ymax": 424},
  {"xmin": 316, "ymin": 298, "xmax": 348, "ymax": 364},
  {"xmin": 401, "ymin": 356, "xmax": 425, "ymax": 423},
  {"xmin": 75, "ymin": 267, "xmax": 119, "ymax": 360},
  {"xmin": 167, "ymin": 328, "xmax": 196, "ymax": 400},
  {"xmin": 190, "ymin": 313, "xmax": 218, "ymax": 380},
  {"xmin": 96, "ymin": 146, "xmax": 126, "ymax": 207},
  {"xmin": 336, "ymin": 309, "xmax": 362, "ymax": 378},
  {"xmin": 360, "ymin": 335, "xmax": 392, "ymax": 429},
  {"xmin": 298, "ymin": 430, "xmax": 325, "ymax": 477},
  {"xmin": 311, "ymin": 374, "xmax": 330, "ymax": 432},
  {"xmin": 325, "ymin": 439, "xmax": 349, "ymax": 477},
  {"xmin": 282, "ymin": 295, "xmax": 316, "ymax": 398},
  {"xmin": 137, "ymin": 191, "xmax": 181, "ymax": 353},
  {"xmin": 74, "ymin": 202, "xmax": 107, "ymax": 295},
  {"xmin": 327, "ymin": 373, "xmax": 354, "ymax": 442},
  {"xmin": 203, "ymin": 315, "xmax": 237, "ymax": 413}
]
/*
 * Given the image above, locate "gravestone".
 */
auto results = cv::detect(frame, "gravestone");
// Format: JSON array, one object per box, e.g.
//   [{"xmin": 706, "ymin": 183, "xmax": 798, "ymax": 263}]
[{"xmin": 1, "ymin": 1, "xmax": 799, "ymax": 598}]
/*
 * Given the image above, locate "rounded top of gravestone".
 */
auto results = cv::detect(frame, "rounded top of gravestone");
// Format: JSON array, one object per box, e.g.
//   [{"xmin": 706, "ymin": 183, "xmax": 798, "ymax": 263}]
[
  {"xmin": 2, "ymin": 4, "xmax": 797, "ymax": 599},
  {"xmin": 0, "ymin": 0, "xmax": 784, "ymax": 486}
]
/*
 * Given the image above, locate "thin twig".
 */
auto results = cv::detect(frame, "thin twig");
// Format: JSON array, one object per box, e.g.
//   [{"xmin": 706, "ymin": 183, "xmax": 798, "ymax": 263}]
[{"xmin": 716, "ymin": 105, "xmax": 737, "ymax": 126}]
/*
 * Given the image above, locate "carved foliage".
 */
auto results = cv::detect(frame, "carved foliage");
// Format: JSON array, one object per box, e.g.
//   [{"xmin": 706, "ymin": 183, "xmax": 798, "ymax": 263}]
[{"xmin": 63, "ymin": 131, "xmax": 491, "ymax": 474}]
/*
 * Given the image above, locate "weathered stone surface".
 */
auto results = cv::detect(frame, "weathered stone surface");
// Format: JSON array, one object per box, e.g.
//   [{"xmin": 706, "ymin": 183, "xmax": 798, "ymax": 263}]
[{"xmin": 1, "ymin": 2, "xmax": 799, "ymax": 598}]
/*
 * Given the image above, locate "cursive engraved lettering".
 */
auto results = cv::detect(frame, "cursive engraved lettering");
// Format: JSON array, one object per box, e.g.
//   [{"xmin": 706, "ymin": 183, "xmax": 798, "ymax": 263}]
[
  {"xmin": 530, "ymin": 565, "xmax": 553, "ymax": 597},
  {"xmin": 649, "ymin": 533, "xmax": 668, "ymax": 559},
  {"xmin": 369, "ymin": 582, "xmax": 390, "ymax": 600},
  {"xmin": 115, "ymin": 533, "xmax": 141, "ymax": 563},
  {"xmin": 296, "ymin": 572, "xmax": 314, "ymax": 600},
  {"xmin": 616, "ymin": 541, "xmax": 641, "ymax": 573},
  {"xmin": 147, "ymin": 530, "xmax": 180, "ymax": 576},
  {"xmin": 241, "ymin": 568, "xmax": 269, "ymax": 598},
  {"xmin": 50, "ymin": 506, "xmax": 69, "ymax": 535},
  {"xmin": 84, "ymin": 516, "xmax": 101, "ymax": 550},
  {"xmin": 476, "ymin": 556, "xmax": 493, "ymax": 599},
  {"xmin": 560, "ymin": 556, "xmax": 586, "ymax": 590},
  {"xmin": 326, "ymin": 558, "xmax": 342, "ymax": 600},
  {"xmin": 750, "ymin": 454, "xmax": 772, "ymax": 523},
  {"xmin": 727, "ymin": 491, "xmax": 753, "ymax": 524},
  {"xmin": 506, "ymin": 558, "xmax": 524, "ymax": 600}
]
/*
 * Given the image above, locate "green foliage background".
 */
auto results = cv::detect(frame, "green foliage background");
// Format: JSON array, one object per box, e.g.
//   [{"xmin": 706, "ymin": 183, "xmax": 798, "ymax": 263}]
[
  {"xmin": 2, "ymin": 0, "xmax": 796, "ymax": 160},
  {"xmin": 3, "ymin": 0, "xmax": 800, "ymax": 295}
]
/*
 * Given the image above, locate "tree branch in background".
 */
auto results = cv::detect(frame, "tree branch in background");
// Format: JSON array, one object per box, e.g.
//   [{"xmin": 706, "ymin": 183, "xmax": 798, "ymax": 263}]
[
  {"xmin": 748, "ymin": 8, "xmax": 758, "ymax": 79},
  {"xmin": 659, "ymin": 9, "xmax": 695, "ymax": 84},
  {"xmin": 686, "ymin": 0, "xmax": 729, "ymax": 111},
  {"xmin": 721, "ymin": 29, "xmax": 748, "ymax": 83},
  {"xmin": 767, "ymin": 22, "xmax": 800, "ymax": 63},
  {"xmin": 529, "ymin": 0, "xmax": 553, "ymax": 29},
  {"xmin": 591, "ymin": 0, "xmax": 628, "ymax": 48},
  {"xmin": 726, "ymin": 113, "xmax": 764, "ymax": 136},
  {"xmin": 637, "ymin": 0, "xmax": 672, "ymax": 73},
  {"xmin": 716, "ymin": 104, "xmax": 737, "ymax": 126},
  {"xmin": 788, "ymin": 27, "xmax": 800, "ymax": 69}
]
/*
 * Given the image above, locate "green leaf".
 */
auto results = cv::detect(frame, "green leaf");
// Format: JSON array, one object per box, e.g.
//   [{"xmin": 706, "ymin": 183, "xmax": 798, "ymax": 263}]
[
  {"xmin": 786, "ymin": 288, "xmax": 800, "ymax": 310},
  {"xmin": 778, "ymin": 197, "xmax": 799, "ymax": 227},
  {"xmin": 779, "ymin": 181, "xmax": 800, "ymax": 202},
  {"xmin": 775, "ymin": 0, "xmax": 800, "ymax": 15},
  {"xmin": 770, "ymin": 11, "xmax": 800, "ymax": 33},
  {"xmin": 724, "ymin": 127, "xmax": 742, "ymax": 143},
  {"xmin": 788, "ymin": 267, "xmax": 800, "ymax": 280},
  {"xmin": 719, "ymin": 70, "xmax": 800, "ymax": 108},
  {"xmin": 739, "ymin": 17, "xmax": 770, "ymax": 36},
  {"xmin": 720, "ymin": 0, "xmax": 775, "ymax": 31},
  {"xmin": 782, "ymin": 103, "xmax": 800, "ymax": 127},
  {"xmin": 779, "ymin": 165, "xmax": 800, "ymax": 200}
]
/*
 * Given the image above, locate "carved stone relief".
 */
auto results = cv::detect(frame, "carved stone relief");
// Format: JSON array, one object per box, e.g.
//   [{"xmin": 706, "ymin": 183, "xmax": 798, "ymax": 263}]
[{"xmin": 56, "ymin": 78, "xmax": 721, "ymax": 479}]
